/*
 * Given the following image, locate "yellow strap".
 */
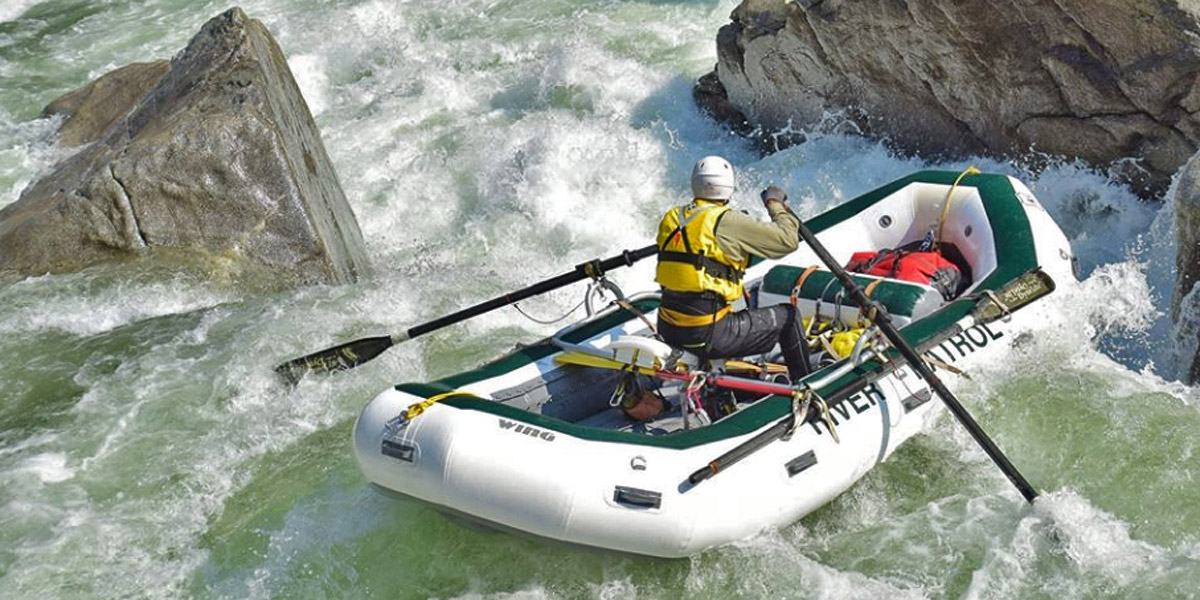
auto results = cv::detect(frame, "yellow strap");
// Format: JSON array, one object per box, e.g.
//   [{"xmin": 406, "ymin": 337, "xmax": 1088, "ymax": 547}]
[
  {"xmin": 403, "ymin": 391, "xmax": 478, "ymax": 421},
  {"xmin": 936, "ymin": 165, "xmax": 981, "ymax": 247},
  {"xmin": 554, "ymin": 351, "xmax": 658, "ymax": 375},
  {"xmin": 658, "ymin": 305, "xmax": 732, "ymax": 327},
  {"xmin": 725, "ymin": 360, "xmax": 788, "ymax": 374},
  {"xmin": 818, "ymin": 332, "xmax": 839, "ymax": 357},
  {"xmin": 859, "ymin": 278, "xmax": 883, "ymax": 323}
]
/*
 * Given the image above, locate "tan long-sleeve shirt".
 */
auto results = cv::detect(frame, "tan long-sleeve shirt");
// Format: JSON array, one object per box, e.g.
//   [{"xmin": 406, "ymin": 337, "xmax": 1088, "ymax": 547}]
[{"xmin": 713, "ymin": 200, "xmax": 800, "ymax": 265}]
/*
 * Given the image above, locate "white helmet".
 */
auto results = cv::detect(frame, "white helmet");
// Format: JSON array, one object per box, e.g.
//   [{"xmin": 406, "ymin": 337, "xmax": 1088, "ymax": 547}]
[{"xmin": 691, "ymin": 155, "xmax": 734, "ymax": 201}]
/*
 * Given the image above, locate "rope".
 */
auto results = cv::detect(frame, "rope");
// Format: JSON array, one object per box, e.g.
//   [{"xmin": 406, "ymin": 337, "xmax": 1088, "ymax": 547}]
[
  {"xmin": 982, "ymin": 289, "xmax": 1013, "ymax": 322},
  {"xmin": 815, "ymin": 395, "xmax": 840, "ymax": 443},
  {"xmin": 684, "ymin": 372, "xmax": 711, "ymax": 427},
  {"xmin": 401, "ymin": 390, "xmax": 479, "ymax": 422},
  {"xmin": 924, "ymin": 353, "xmax": 970, "ymax": 379},
  {"xmin": 513, "ymin": 297, "xmax": 586, "ymax": 324},
  {"xmin": 936, "ymin": 165, "xmax": 981, "ymax": 250},
  {"xmin": 615, "ymin": 297, "xmax": 661, "ymax": 339}
]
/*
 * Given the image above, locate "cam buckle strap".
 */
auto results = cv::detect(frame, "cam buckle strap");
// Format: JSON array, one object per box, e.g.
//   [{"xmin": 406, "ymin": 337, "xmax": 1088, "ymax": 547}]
[
  {"xmin": 858, "ymin": 278, "xmax": 884, "ymax": 323},
  {"xmin": 784, "ymin": 387, "xmax": 814, "ymax": 439},
  {"xmin": 790, "ymin": 265, "xmax": 821, "ymax": 307},
  {"xmin": 659, "ymin": 305, "xmax": 732, "ymax": 327},
  {"xmin": 863, "ymin": 278, "xmax": 882, "ymax": 298}
]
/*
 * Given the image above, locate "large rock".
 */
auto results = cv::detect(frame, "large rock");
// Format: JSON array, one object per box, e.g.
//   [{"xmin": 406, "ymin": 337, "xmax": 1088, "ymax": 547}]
[
  {"xmin": 701, "ymin": 0, "xmax": 1200, "ymax": 197},
  {"xmin": 0, "ymin": 7, "xmax": 370, "ymax": 288},
  {"xmin": 1174, "ymin": 150, "xmax": 1200, "ymax": 383}
]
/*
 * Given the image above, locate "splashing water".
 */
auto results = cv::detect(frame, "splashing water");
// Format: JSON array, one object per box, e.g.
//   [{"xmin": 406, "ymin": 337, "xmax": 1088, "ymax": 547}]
[{"xmin": 1, "ymin": 1, "xmax": 1197, "ymax": 599}]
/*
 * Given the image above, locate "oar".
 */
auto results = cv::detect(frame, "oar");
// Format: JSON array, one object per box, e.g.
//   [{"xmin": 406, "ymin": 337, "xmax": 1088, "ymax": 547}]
[
  {"xmin": 274, "ymin": 244, "xmax": 659, "ymax": 383},
  {"xmin": 796, "ymin": 221, "xmax": 1040, "ymax": 503},
  {"xmin": 682, "ymin": 267, "xmax": 1054, "ymax": 486}
]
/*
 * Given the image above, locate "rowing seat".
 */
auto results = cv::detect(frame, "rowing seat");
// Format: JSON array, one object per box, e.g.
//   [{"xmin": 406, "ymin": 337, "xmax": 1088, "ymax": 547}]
[
  {"xmin": 607, "ymin": 336, "xmax": 704, "ymax": 371},
  {"xmin": 758, "ymin": 264, "xmax": 945, "ymax": 326}
]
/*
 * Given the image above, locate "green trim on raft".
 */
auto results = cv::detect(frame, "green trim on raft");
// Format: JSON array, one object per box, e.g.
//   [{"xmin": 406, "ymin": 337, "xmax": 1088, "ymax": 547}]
[
  {"xmin": 393, "ymin": 170, "xmax": 1041, "ymax": 449},
  {"xmin": 449, "ymin": 389, "xmax": 794, "ymax": 449}
]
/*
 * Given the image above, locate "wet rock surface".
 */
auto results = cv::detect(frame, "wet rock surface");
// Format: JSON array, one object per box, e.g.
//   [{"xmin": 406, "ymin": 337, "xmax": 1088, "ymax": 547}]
[
  {"xmin": 1173, "ymin": 150, "xmax": 1200, "ymax": 382},
  {"xmin": 700, "ymin": 0, "xmax": 1200, "ymax": 198},
  {"xmin": 0, "ymin": 7, "xmax": 371, "ymax": 289}
]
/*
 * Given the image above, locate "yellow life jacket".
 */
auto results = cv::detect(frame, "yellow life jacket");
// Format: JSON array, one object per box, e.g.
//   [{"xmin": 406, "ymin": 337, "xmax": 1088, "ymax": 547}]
[{"xmin": 655, "ymin": 200, "xmax": 748, "ymax": 306}]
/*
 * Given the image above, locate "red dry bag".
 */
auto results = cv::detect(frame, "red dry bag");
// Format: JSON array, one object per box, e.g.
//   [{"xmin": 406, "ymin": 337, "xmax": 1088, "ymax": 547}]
[{"xmin": 846, "ymin": 249, "xmax": 963, "ymax": 299}]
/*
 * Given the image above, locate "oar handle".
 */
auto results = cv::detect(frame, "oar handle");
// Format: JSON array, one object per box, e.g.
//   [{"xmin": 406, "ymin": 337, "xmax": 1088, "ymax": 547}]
[{"xmin": 796, "ymin": 223, "xmax": 1039, "ymax": 503}]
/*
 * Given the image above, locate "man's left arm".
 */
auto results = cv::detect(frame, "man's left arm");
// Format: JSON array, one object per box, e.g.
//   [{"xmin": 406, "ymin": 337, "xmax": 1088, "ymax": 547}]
[{"xmin": 715, "ymin": 188, "xmax": 800, "ymax": 263}]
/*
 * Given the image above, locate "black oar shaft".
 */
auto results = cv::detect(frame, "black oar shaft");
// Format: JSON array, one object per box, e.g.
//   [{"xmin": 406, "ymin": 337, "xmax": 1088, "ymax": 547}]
[
  {"xmin": 405, "ymin": 245, "xmax": 655, "ymax": 340},
  {"xmin": 796, "ymin": 224, "xmax": 1039, "ymax": 503},
  {"xmin": 276, "ymin": 244, "xmax": 659, "ymax": 379},
  {"xmin": 689, "ymin": 418, "xmax": 792, "ymax": 484},
  {"xmin": 685, "ymin": 372, "xmax": 875, "ymax": 485}
]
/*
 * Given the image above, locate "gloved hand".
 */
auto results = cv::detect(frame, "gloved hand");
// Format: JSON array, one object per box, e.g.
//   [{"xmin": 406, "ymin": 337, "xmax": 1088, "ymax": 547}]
[{"xmin": 761, "ymin": 185, "xmax": 788, "ymax": 206}]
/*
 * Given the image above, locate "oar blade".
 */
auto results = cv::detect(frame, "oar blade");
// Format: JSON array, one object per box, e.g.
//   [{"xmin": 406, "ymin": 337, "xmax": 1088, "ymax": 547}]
[
  {"xmin": 971, "ymin": 268, "xmax": 1056, "ymax": 323},
  {"xmin": 274, "ymin": 335, "xmax": 394, "ymax": 383}
]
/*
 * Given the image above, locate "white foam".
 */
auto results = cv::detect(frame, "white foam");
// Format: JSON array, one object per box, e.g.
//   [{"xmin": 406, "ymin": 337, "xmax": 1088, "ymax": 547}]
[
  {"xmin": 714, "ymin": 532, "xmax": 932, "ymax": 600},
  {"xmin": 0, "ymin": 273, "xmax": 230, "ymax": 337},
  {"xmin": 287, "ymin": 53, "xmax": 330, "ymax": 117},
  {"xmin": 0, "ymin": 0, "xmax": 1194, "ymax": 597},
  {"xmin": 347, "ymin": 0, "xmax": 409, "ymax": 39},
  {"xmin": 0, "ymin": 0, "xmax": 39, "ymax": 23},
  {"xmin": 1025, "ymin": 164, "xmax": 1155, "ymax": 276},
  {"xmin": 14, "ymin": 453, "xmax": 74, "ymax": 484},
  {"xmin": 448, "ymin": 590, "xmax": 553, "ymax": 600},
  {"xmin": 1073, "ymin": 261, "xmax": 1159, "ymax": 338},
  {"xmin": 0, "ymin": 114, "xmax": 65, "ymax": 210},
  {"xmin": 1035, "ymin": 490, "xmax": 1164, "ymax": 586}
]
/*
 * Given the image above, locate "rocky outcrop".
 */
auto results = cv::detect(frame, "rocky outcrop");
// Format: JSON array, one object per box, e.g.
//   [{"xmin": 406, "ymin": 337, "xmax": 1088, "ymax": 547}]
[
  {"xmin": 1174, "ymin": 150, "xmax": 1200, "ymax": 383},
  {"xmin": 701, "ymin": 0, "xmax": 1200, "ymax": 197},
  {"xmin": 0, "ymin": 7, "xmax": 370, "ymax": 288}
]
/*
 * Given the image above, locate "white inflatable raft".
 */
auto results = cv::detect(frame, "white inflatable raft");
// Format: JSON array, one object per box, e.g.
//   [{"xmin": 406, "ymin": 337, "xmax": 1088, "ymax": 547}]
[{"xmin": 353, "ymin": 171, "xmax": 1076, "ymax": 557}]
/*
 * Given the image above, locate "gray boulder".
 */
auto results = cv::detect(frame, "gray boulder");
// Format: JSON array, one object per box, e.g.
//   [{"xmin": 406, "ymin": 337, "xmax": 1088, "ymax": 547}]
[
  {"xmin": 702, "ymin": 0, "xmax": 1200, "ymax": 197},
  {"xmin": 0, "ymin": 7, "xmax": 371, "ymax": 289},
  {"xmin": 1174, "ymin": 150, "xmax": 1200, "ymax": 383}
]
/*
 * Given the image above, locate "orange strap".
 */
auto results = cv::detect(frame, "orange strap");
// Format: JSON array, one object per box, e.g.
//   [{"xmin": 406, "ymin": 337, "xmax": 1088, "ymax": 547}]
[
  {"xmin": 790, "ymin": 265, "xmax": 821, "ymax": 306},
  {"xmin": 863, "ymin": 278, "xmax": 882, "ymax": 298}
]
